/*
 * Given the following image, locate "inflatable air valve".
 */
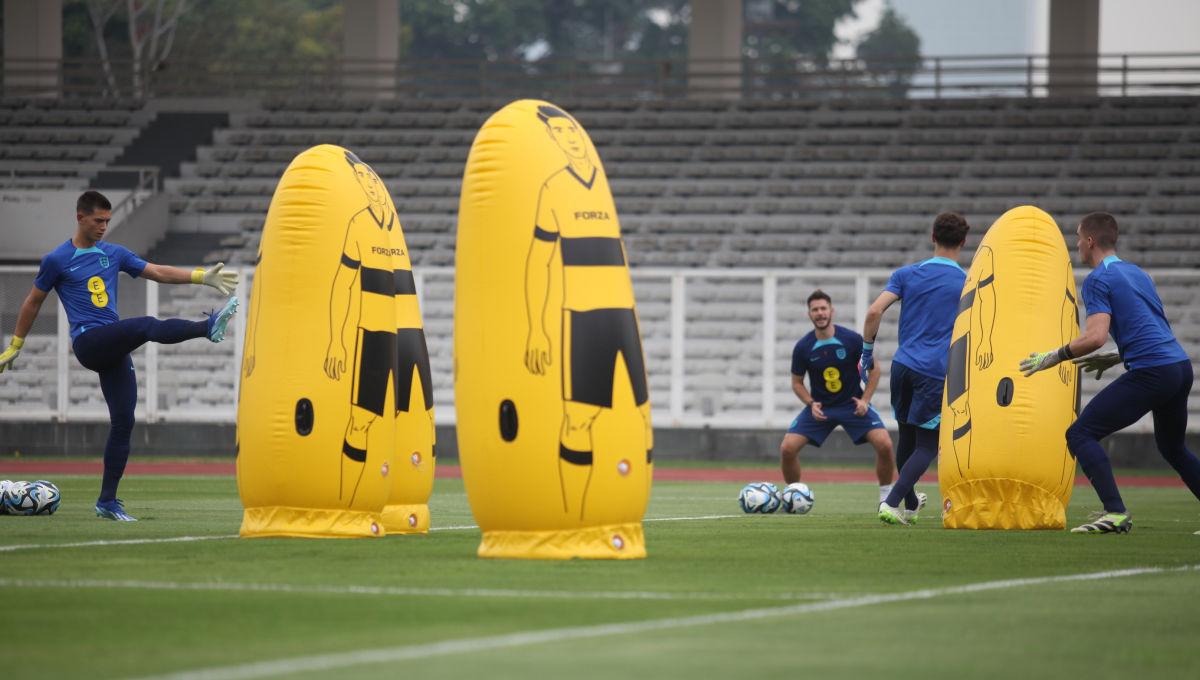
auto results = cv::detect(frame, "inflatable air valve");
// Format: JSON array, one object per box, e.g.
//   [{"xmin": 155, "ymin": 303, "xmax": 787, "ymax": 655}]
[
  {"xmin": 238, "ymin": 144, "xmax": 430, "ymax": 538},
  {"xmin": 455, "ymin": 100, "xmax": 653, "ymax": 559},
  {"xmin": 939, "ymin": 205, "xmax": 1078, "ymax": 530}
]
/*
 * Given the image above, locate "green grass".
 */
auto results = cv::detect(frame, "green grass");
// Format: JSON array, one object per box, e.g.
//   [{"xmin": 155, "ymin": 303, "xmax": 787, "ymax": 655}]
[{"xmin": 1, "ymin": 474, "xmax": 1198, "ymax": 679}]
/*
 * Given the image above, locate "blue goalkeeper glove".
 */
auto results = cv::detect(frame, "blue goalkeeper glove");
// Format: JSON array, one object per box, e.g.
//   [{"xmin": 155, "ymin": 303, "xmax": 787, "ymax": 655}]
[
  {"xmin": 0, "ymin": 336, "xmax": 24, "ymax": 374},
  {"xmin": 859, "ymin": 341, "xmax": 874, "ymax": 383}
]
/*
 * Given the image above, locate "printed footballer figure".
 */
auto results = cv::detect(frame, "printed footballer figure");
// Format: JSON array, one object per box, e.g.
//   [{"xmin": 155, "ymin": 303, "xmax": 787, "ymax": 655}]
[
  {"xmin": 324, "ymin": 151, "xmax": 435, "ymax": 504},
  {"xmin": 523, "ymin": 105, "xmax": 652, "ymax": 519},
  {"xmin": 946, "ymin": 245, "xmax": 996, "ymax": 473}
]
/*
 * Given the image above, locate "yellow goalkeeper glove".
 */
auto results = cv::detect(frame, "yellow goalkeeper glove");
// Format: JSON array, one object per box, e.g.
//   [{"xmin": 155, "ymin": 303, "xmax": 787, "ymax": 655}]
[
  {"xmin": 0, "ymin": 336, "xmax": 24, "ymax": 374},
  {"xmin": 192, "ymin": 262, "xmax": 238, "ymax": 296},
  {"xmin": 1072, "ymin": 352, "xmax": 1122, "ymax": 380}
]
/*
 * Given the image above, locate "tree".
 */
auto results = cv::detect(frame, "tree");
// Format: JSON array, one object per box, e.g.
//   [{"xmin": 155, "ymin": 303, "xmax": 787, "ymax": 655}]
[
  {"xmin": 743, "ymin": 0, "xmax": 859, "ymax": 64},
  {"xmin": 84, "ymin": 0, "xmax": 191, "ymax": 97},
  {"xmin": 856, "ymin": 4, "xmax": 921, "ymax": 96}
]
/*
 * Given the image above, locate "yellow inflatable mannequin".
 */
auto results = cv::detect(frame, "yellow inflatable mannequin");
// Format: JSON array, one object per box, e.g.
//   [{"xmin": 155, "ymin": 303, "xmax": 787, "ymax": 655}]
[
  {"xmin": 456, "ymin": 100, "xmax": 653, "ymax": 559},
  {"xmin": 238, "ymin": 144, "xmax": 433, "ymax": 538},
  {"xmin": 939, "ymin": 205, "xmax": 1078, "ymax": 529}
]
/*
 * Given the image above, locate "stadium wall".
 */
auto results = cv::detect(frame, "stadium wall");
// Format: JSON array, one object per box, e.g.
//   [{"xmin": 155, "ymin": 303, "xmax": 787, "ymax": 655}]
[{"xmin": 0, "ymin": 421, "xmax": 1194, "ymax": 470}]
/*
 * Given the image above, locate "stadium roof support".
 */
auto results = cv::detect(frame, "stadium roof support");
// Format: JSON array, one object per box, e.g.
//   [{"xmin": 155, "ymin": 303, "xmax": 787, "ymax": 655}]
[
  {"xmin": 2, "ymin": 0, "xmax": 62, "ymax": 98},
  {"xmin": 343, "ymin": 0, "xmax": 400, "ymax": 98},
  {"xmin": 689, "ymin": 0, "xmax": 743, "ymax": 99},
  {"xmin": 1048, "ymin": 0, "xmax": 1099, "ymax": 97}
]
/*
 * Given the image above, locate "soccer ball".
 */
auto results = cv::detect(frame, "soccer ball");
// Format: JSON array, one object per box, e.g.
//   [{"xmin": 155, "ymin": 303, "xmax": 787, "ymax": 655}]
[
  {"xmin": 738, "ymin": 482, "xmax": 780, "ymax": 514},
  {"xmin": 30, "ymin": 480, "xmax": 62, "ymax": 515},
  {"xmin": 3, "ymin": 481, "xmax": 37, "ymax": 516},
  {"xmin": 780, "ymin": 482, "xmax": 815, "ymax": 515}
]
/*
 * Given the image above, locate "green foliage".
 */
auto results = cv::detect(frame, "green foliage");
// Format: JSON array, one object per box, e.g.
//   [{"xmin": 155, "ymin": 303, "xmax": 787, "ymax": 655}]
[
  {"xmin": 744, "ymin": 0, "xmax": 859, "ymax": 64},
  {"xmin": 172, "ymin": 0, "xmax": 344, "ymax": 65},
  {"xmin": 856, "ymin": 5, "xmax": 922, "ymax": 95}
]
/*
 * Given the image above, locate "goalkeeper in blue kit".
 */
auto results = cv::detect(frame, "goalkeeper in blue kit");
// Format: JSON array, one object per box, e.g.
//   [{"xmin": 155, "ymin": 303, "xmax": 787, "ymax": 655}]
[{"xmin": 0, "ymin": 191, "xmax": 239, "ymax": 521}]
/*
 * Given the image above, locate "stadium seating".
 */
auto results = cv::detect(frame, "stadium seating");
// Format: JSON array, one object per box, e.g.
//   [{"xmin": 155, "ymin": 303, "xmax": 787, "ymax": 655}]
[
  {"xmin": 3, "ymin": 95, "xmax": 1198, "ymax": 431},
  {"xmin": 0, "ymin": 98, "xmax": 144, "ymax": 189}
]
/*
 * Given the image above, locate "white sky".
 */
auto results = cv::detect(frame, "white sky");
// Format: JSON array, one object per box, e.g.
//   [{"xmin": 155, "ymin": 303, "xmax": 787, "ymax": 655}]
[{"xmin": 833, "ymin": 0, "xmax": 1200, "ymax": 59}]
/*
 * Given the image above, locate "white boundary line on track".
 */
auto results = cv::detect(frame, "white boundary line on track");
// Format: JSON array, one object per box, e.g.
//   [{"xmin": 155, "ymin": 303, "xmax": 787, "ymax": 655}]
[
  {"xmin": 0, "ymin": 577, "xmax": 842, "ymax": 602},
  {"xmin": 135, "ymin": 563, "xmax": 1200, "ymax": 680},
  {"xmin": 0, "ymin": 514, "xmax": 742, "ymax": 553}
]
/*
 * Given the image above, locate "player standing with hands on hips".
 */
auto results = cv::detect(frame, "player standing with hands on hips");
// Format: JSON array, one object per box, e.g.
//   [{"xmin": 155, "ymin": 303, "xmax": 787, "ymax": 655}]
[
  {"xmin": 0, "ymin": 191, "xmax": 240, "ymax": 521},
  {"xmin": 1019, "ymin": 212, "xmax": 1200, "ymax": 534}
]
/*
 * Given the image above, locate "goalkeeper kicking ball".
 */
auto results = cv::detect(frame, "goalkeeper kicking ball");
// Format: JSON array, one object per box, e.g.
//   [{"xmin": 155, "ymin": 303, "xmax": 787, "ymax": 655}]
[
  {"xmin": 738, "ymin": 482, "xmax": 780, "ymax": 514},
  {"xmin": 780, "ymin": 482, "xmax": 815, "ymax": 515},
  {"xmin": 30, "ymin": 480, "xmax": 62, "ymax": 515},
  {"xmin": 3, "ymin": 481, "xmax": 37, "ymax": 516}
]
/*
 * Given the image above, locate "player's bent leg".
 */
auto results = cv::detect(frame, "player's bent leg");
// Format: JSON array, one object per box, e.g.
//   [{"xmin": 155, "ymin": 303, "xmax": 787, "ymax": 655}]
[
  {"xmin": 884, "ymin": 426, "xmax": 938, "ymax": 511},
  {"xmin": 780, "ymin": 433, "xmax": 808, "ymax": 485},
  {"xmin": 1067, "ymin": 370, "xmax": 1156, "ymax": 515},
  {"xmin": 863, "ymin": 428, "xmax": 895, "ymax": 486},
  {"xmin": 559, "ymin": 401, "xmax": 601, "ymax": 518},
  {"xmin": 1149, "ymin": 360, "xmax": 1200, "ymax": 502}
]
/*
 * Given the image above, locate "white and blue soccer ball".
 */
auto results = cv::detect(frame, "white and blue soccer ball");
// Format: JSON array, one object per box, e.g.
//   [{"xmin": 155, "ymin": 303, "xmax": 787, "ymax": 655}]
[
  {"xmin": 30, "ymin": 480, "xmax": 62, "ymax": 515},
  {"xmin": 738, "ymin": 482, "xmax": 781, "ymax": 514},
  {"xmin": 780, "ymin": 482, "xmax": 815, "ymax": 515},
  {"xmin": 3, "ymin": 481, "xmax": 37, "ymax": 516}
]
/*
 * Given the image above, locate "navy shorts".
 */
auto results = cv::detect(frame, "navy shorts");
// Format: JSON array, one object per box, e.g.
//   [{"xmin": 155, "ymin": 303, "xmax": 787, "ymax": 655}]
[
  {"xmin": 890, "ymin": 361, "xmax": 944, "ymax": 429},
  {"xmin": 787, "ymin": 402, "xmax": 886, "ymax": 447}
]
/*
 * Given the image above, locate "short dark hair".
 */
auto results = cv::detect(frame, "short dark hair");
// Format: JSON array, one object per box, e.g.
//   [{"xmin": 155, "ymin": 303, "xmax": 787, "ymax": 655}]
[
  {"xmin": 1079, "ymin": 212, "xmax": 1119, "ymax": 249},
  {"xmin": 537, "ymin": 104, "xmax": 573, "ymax": 126},
  {"xmin": 77, "ymin": 190, "xmax": 111, "ymax": 214},
  {"xmin": 807, "ymin": 289, "xmax": 832, "ymax": 307},
  {"xmin": 932, "ymin": 211, "xmax": 969, "ymax": 248}
]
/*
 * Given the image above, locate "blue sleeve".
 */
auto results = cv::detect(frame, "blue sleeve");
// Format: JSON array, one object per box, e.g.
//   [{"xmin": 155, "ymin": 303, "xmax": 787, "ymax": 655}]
[
  {"xmin": 33, "ymin": 253, "xmax": 60, "ymax": 292},
  {"xmin": 1081, "ymin": 273, "xmax": 1111, "ymax": 316},
  {"xmin": 884, "ymin": 267, "xmax": 906, "ymax": 298},
  {"xmin": 118, "ymin": 246, "xmax": 148, "ymax": 278},
  {"xmin": 791, "ymin": 341, "xmax": 809, "ymax": 376}
]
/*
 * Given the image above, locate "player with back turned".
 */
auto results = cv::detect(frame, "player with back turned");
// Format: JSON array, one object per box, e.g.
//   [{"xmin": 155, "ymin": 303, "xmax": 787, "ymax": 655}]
[
  {"xmin": 864, "ymin": 212, "xmax": 970, "ymax": 526},
  {"xmin": 0, "ymin": 191, "xmax": 239, "ymax": 521},
  {"xmin": 1019, "ymin": 212, "xmax": 1200, "ymax": 533}
]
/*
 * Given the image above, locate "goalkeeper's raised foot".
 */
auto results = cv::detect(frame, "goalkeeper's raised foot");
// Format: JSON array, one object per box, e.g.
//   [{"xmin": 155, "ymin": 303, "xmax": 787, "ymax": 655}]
[{"xmin": 207, "ymin": 296, "xmax": 239, "ymax": 343}]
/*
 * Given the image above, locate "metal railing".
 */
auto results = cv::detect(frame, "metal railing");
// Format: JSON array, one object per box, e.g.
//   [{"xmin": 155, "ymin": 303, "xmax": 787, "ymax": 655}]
[
  {"xmin": 3, "ymin": 53, "xmax": 1200, "ymax": 100},
  {"xmin": 3, "ymin": 265, "xmax": 1196, "ymax": 432}
]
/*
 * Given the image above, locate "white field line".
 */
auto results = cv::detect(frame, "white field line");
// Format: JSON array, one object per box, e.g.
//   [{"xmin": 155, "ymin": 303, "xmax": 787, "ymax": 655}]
[
  {"xmin": 0, "ymin": 577, "xmax": 841, "ymax": 602},
  {"xmin": 0, "ymin": 514, "xmax": 741, "ymax": 552},
  {"xmin": 0, "ymin": 534, "xmax": 238, "ymax": 553},
  {"xmin": 137, "ymin": 564, "xmax": 1200, "ymax": 680}
]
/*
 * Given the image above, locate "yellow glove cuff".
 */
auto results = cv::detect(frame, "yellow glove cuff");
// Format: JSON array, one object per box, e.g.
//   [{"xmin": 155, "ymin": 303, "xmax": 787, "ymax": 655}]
[
  {"xmin": 191, "ymin": 267, "xmax": 205, "ymax": 284},
  {"xmin": 11, "ymin": 336, "xmax": 24, "ymax": 349}
]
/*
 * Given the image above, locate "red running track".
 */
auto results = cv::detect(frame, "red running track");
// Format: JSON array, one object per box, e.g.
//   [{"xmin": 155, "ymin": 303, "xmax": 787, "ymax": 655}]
[{"xmin": 0, "ymin": 460, "xmax": 1185, "ymax": 488}]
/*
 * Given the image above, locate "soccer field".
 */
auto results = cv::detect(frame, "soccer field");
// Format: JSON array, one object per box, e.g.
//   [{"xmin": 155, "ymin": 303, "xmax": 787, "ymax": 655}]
[{"xmin": 2, "ymin": 472, "xmax": 1198, "ymax": 679}]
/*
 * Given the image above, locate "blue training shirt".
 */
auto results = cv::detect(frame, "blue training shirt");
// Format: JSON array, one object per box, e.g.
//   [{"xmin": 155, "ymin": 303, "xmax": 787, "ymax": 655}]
[
  {"xmin": 33, "ymin": 239, "xmax": 147, "ymax": 339},
  {"xmin": 884, "ymin": 256, "xmax": 967, "ymax": 380},
  {"xmin": 1081, "ymin": 255, "xmax": 1188, "ymax": 370},
  {"xmin": 791, "ymin": 324, "xmax": 864, "ymax": 407}
]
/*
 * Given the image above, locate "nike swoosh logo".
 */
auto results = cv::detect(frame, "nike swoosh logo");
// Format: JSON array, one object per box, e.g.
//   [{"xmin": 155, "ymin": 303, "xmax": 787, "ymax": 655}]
[{"xmin": 69, "ymin": 265, "xmax": 82, "ymax": 271}]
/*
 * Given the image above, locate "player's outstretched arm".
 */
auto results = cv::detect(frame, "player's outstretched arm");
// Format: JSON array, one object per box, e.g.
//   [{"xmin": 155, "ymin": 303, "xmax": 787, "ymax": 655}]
[
  {"xmin": 1, "ymin": 286, "xmax": 49, "ymax": 373},
  {"xmin": 1020, "ymin": 312, "xmax": 1110, "ymax": 377}
]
